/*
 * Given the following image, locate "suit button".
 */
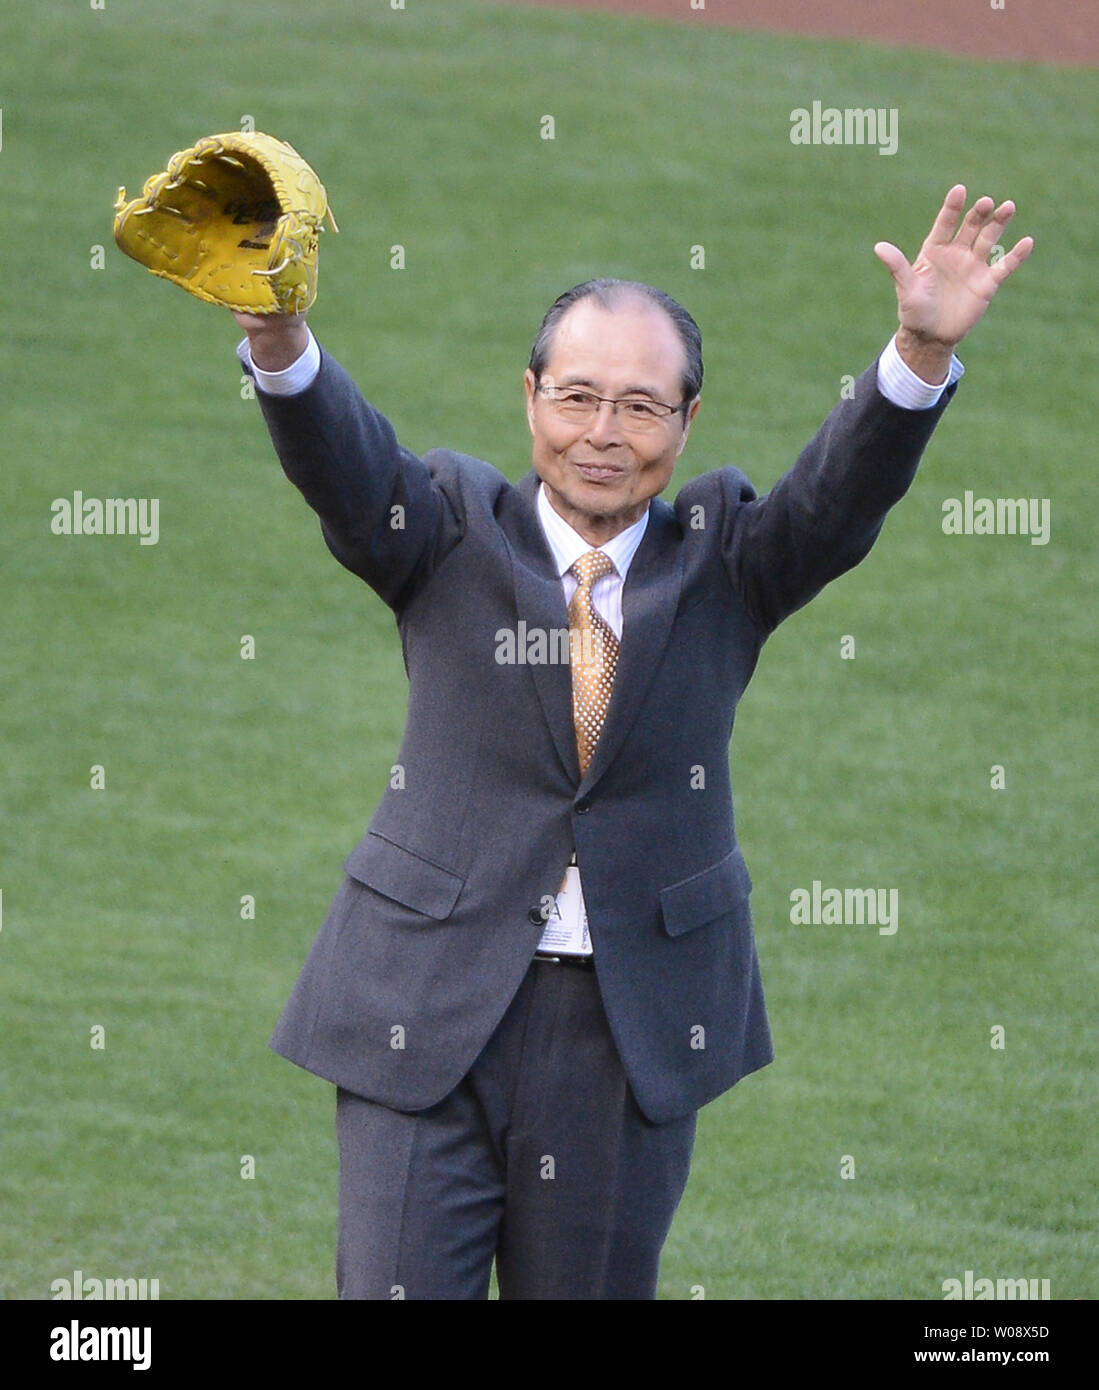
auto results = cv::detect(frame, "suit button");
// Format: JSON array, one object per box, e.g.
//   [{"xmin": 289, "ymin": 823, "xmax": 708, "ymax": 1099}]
[
  {"xmin": 574, "ymin": 797, "xmax": 591, "ymax": 814},
  {"xmin": 528, "ymin": 906, "xmax": 546, "ymax": 924}
]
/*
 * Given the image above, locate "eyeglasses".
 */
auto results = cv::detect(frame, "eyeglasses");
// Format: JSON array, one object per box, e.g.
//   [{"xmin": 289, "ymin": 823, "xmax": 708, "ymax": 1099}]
[{"xmin": 537, "ymin": 384, "xmax": 686, "ymax": 433}]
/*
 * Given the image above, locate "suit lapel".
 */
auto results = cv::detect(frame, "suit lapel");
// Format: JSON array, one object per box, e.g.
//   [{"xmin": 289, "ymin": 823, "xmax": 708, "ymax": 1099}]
[
  {"xmin": 505, "ymin": 472, "xmax": 684, "ymax": 793},
  {"xmin": 504, "ymin": 472, "xmax": 581, "ymax": 782}
]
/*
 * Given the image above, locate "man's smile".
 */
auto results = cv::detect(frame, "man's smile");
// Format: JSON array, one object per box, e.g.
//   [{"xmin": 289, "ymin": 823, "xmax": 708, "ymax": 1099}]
[{"xmin": 571, "ymin": 460, "xmax": 627, "ymax": 482}]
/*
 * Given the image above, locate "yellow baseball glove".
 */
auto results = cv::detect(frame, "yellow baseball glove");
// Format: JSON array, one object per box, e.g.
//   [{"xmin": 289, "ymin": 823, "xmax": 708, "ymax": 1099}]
[{"xmin": 113, "ymin": 131, "xmax": 338, "ymax": 314}]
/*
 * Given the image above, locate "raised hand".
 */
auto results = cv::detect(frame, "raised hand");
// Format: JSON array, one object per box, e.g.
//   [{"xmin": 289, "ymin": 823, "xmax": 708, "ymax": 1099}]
[
  {"xmin": 875, "ymin": 185, "xmax": 1033, "ymax": 381},
  {"xmin": 231, "ymin": 308, "xmax": 309, "ymax": 372}
]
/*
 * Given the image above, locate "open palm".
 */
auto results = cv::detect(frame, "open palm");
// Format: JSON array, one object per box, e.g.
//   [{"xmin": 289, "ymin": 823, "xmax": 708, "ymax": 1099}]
[{"xmin": 875, "ymin": 185, "xmax": 1033, "ymax": 348}]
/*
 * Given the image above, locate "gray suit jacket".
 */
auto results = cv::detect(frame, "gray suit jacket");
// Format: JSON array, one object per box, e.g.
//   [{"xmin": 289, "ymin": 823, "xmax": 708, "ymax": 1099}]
[{"xmin": 252, "ymin": 349, "xmax": 955, "ymax": 1123}]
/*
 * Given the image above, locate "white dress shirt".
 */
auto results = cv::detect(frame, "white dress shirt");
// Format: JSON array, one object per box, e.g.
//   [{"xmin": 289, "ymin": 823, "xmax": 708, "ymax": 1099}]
[
  {"xmin": 535, "ymin": 476, "xmax": 647, "ymax": 638},
  {"xmin": 530, "ymin": 485, "xmax": 647, "ymax": 954}
]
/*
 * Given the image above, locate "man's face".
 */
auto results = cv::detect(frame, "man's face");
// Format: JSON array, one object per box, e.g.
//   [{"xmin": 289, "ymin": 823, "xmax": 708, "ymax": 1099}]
[{"xmin": 523, "ymin": 296, "xmax": 700, "ymax": 545}]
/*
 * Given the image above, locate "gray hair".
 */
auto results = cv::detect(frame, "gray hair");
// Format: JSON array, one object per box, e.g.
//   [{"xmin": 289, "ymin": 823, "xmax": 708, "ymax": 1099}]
[{"xmin": 528, "ymin": 278, "xmax": 703, "ymax": 407}]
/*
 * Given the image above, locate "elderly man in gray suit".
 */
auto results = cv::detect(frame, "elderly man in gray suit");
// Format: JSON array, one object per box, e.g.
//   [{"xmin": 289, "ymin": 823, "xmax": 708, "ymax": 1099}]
[{"xmin": 232, "ymin": 186, "xmax": 1031, "ymax": 1300}]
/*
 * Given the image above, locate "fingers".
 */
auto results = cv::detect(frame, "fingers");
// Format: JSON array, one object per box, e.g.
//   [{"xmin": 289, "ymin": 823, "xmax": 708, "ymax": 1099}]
[
  {"xmin": 925, "ymin": 183, "xmax": 968, "ymax": 246},
  {"xmin": 956, "ymin": 195, "xmax": 996, "ymax": 250},
  {"xmin": 971, "ymin": 200, "xmax": 1016, "ymax": 259},
  {"xmin": 873, "ymin": 241, "xmax": 913, "ymax": 290},
  {"xmin": 991, "ymin": 235, "xmax": 1035, "ymax": 283},
  {"xmin": 929, "ymin": 187, "xmax": 1032, "ymax": 271}
]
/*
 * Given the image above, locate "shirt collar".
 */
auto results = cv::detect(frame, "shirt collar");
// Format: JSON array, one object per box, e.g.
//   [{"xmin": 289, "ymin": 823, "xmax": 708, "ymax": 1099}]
[{"xmin": 535, "ymin": 481, "xmax": 649, "ymax": 581}]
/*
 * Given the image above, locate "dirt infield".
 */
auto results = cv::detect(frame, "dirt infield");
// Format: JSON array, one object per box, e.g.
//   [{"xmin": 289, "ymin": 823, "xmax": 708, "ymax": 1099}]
[{"xmin": 515, "ymin": 0, "xmax": 1098, "ymax": 66}]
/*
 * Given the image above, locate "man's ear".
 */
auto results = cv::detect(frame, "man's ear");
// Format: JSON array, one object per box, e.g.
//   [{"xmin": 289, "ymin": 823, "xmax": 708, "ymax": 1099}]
[
  {"xmin": 675, "ymin": 396, "xmax": 701, "ymax": 458},
  {"xmin": 523, "ymin": 369, "xmax": 537, "ymax": 435}
]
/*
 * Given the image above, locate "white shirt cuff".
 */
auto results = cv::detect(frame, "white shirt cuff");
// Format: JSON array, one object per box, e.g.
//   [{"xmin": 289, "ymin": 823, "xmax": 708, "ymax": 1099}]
[
  {"xmin": 236, "ymin": 326, "xmax": 321, "ymax": 396},
  {"xmin": 876, "ymin": 333, "xmax": 964, "ymax": 409}
]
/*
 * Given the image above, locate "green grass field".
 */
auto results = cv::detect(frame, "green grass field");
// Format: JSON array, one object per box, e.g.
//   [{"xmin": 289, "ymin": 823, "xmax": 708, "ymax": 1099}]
[{"xmin": 1, "ymin": 0, "xmax": 1094, "ymax": 1300}]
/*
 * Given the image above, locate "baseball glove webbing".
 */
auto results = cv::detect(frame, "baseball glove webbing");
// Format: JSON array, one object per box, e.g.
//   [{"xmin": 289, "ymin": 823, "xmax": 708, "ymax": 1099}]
[{"xmin": 113, "ymin": 131, "xmax": 337, "ymax": 314}]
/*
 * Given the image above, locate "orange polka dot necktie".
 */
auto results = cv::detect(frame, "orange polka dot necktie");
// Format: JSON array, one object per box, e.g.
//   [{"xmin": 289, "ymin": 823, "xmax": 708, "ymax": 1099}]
[{"xmin": 567, "ymin": 550, "xmax": 620, "ymax": 775}]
